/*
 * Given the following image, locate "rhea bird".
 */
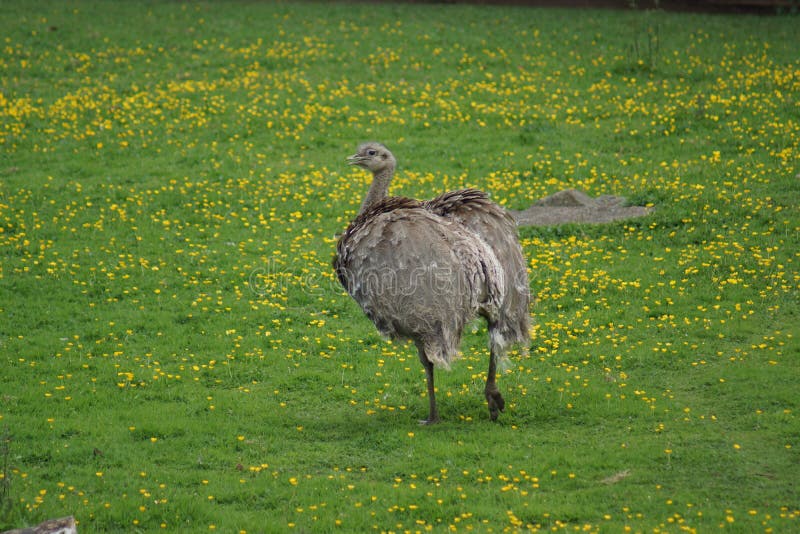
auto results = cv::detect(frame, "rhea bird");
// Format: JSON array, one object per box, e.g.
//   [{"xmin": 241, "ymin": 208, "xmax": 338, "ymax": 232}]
[{"xmin": 333, "ymin": 142, "xmax": 531, "ymax": 424}]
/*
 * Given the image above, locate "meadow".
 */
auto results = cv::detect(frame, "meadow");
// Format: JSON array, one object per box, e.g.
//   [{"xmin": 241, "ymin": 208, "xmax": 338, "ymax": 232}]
[{"xmin": 1, "ymin": 1, "xmax": 798, "ymax": 532}]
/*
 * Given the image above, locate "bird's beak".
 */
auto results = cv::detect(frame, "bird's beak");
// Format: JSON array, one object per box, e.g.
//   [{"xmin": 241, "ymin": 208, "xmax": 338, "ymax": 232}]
[{"xmin": 346, "ymin": 154, "xmax": 361, "ymax": 166}]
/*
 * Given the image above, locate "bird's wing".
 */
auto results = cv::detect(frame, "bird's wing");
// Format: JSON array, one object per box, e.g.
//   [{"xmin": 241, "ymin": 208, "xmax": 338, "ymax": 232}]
[
  {"xmin": 425, "ymin": 188, "xmax": 531, "ymax": 348},
  {"xmin": 425, "ymin": 188, "xmax": 516, "ymax": 238}
]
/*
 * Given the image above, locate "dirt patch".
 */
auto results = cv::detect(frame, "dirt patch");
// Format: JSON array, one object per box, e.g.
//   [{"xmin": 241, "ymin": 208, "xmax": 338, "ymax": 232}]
[{"xmin": 509, "ymin": 189, "xmax": 653, "ymax": 227}]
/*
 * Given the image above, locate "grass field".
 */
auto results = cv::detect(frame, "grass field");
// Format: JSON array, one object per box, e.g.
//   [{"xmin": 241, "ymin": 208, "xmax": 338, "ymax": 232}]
[{"xmin": 1, "ymin": 1, "xmax": 798, "ymax": 532}]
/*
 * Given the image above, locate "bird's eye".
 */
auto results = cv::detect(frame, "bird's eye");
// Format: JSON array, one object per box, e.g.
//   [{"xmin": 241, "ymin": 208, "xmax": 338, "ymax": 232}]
[{"xmin": 367, "ymin": 150, "xmax": 377, "ymax": 156}]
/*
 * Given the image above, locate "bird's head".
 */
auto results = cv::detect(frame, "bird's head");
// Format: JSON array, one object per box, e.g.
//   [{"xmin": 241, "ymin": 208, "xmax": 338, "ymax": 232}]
[{"xmin": 347, "ymin": 142, "xmax": 396, "ymax": 175}]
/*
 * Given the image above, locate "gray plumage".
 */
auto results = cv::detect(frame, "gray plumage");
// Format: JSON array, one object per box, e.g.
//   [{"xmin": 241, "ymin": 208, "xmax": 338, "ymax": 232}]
[{"xmin": 334, "ymin": 142, "xmax": 531, "ymax": 423}]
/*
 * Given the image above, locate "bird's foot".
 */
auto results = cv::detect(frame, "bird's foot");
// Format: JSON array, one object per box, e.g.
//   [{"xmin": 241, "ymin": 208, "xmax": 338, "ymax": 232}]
[
  {"xmin": 485, "ymin": 388, "xmax": 505, "ymax": 421},
  {"xmin": 418, "ymin": 416, "xmax": 441, "ymax": 426}
]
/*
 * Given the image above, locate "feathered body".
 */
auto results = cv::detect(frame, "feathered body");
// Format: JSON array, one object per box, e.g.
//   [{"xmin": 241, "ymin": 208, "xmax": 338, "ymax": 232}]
[{"xmin": 334, "ymin": 142, "xmax": 530, "ymax": 423}]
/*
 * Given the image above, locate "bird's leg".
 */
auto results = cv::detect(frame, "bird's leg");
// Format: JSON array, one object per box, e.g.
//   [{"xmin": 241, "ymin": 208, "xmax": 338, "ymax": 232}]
[
  {"xmin": 419, "ymin": 354, "xmax": 440, "ymax": 425},
  {"xmin": 485, "ymin": 347, "xmax": 505, "ymax": 421}
]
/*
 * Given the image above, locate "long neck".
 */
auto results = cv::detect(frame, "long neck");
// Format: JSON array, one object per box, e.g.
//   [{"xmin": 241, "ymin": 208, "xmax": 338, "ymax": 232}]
[{"xmin": 358, "ymin": 166, "xmax": 394, "ymax": 215}]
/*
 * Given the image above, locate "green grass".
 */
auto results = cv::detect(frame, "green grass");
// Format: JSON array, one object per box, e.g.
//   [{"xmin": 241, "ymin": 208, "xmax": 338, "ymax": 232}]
[{"xmin": 1, "ymin": 0, "xmax": 798, "ymax": 531}]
